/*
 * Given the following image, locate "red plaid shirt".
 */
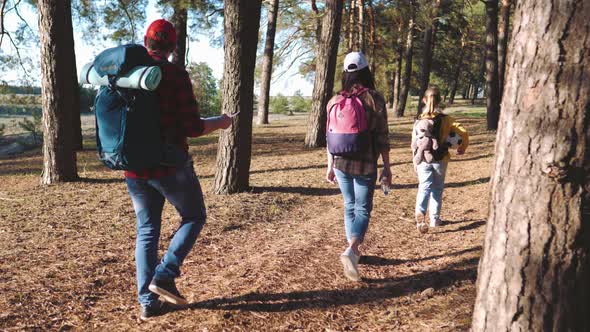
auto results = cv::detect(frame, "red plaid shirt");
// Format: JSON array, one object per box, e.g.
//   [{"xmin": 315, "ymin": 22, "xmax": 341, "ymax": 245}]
[{"xmin": 125, "ymin": 52, "xmax": 205, "ymax": 179}]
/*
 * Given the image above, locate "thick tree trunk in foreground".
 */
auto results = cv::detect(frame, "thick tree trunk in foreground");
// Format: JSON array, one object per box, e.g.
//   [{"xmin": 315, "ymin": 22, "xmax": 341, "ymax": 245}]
[
  {"xmin": 257, "ymin": 0, "xmax": 279, "ymax": 125},
  {"xmin": 304, "ymin": 0, "xmax": 343, "ymax": 148},
  {"xmin": 213, "ymin": 0, "xmax": 262, "ymax": 194},
  {"xmin": 472, "ymin": 0, "xmax": 590, "ymax": 330},
  {"xmin": 416, "ymin": 0, "xmax": 440, "ymax": 116},
  {"xmin": 38, "ymin": 0, "xmax": 78, "ymax": 184},
  {"xmin": 396, "ymin": 3, "xmax": 415, "ymax": 118},
  {"xmin": 484, "ymin": 0, "xmax": 501, "ymax": 130},
  {"xmin": 497, "ymin": 0, "xmax": 511, "ymax": 98},
  {"xmin": 170, "ymin": 6, "xmax": 188, "ymax": 67}
]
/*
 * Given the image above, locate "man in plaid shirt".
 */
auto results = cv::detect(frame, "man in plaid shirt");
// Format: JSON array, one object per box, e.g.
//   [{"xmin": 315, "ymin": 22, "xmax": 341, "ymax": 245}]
[{"xmin": 126, "ymin": 19, "xmax": 231, "ymax": 320}]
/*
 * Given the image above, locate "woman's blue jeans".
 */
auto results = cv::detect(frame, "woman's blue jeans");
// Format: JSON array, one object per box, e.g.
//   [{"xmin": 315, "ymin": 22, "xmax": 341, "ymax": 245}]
[
  {"xmin": 415, "ymin": 161, "xmax": 448, "ymax": 221},
  {"xmin": 333, "ymin": 168, "xmax": 376, "ymax": 243},
  {"xmin": 125, "ymin": 160, "xmax": 206, "ymax": 307}
]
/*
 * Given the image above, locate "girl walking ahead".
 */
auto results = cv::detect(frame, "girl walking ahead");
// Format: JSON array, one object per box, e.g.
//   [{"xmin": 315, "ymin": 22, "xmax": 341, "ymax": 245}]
[{"xmin": 413, "ymin": 86, "xmax": 469, "ymax": 233}]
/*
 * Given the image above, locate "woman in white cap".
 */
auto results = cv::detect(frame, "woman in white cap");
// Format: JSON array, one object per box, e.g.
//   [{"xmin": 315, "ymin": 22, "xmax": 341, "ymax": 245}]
[{"xmin": 325, "ymin": 52, "xmax": 391, "ymax": 281}]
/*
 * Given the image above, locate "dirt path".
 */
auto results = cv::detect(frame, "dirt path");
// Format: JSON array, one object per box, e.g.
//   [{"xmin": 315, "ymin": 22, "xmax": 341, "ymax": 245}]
[{"xmin": 0, "ymin": 111, "xmax": 493, "ymax": 331}]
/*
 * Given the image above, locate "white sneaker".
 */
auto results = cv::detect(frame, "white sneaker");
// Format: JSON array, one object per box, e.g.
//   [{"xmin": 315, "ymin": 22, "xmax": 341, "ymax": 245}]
[
  {"xmin": 340, "ymin": 248, "xmax": 360, "ymax": 281},
  {"xmin": 430, "ymin": 218, "xmax": 442, "ymax": 227}
]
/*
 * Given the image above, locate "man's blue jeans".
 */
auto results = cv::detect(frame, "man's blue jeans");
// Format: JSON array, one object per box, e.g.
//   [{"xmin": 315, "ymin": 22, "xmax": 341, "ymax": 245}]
[
  {"xmin": 415, "ymin": 161, "xmax": 448, "ymax": 222},
  {"xmin": 126, "ymin": 160, "xmax": 206, "ymax": 307},
  {"xmin": 334, "ymin": 168, "xmax": 376, "ymax": 243}
]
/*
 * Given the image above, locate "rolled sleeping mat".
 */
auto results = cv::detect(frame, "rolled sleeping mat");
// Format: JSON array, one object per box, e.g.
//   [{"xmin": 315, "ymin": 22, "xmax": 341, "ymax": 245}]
[{"xmin": 79, "ymin": 62, "xmax": 162, "ymax": 91}]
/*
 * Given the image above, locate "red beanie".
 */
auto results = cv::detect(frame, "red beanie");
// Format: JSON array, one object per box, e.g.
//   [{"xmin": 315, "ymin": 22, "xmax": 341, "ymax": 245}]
[{"xmin": 144, "ymin": 19, "xmax": 177, "ymax": 46}]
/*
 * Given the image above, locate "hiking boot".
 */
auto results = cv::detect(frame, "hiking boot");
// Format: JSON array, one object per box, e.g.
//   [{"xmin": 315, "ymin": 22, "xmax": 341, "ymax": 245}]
[
  {"xmin": 148, "ymin": 278, "xmax": 188, "ymax": 306},
  {"xmin": 140, "ymin": 300, "xmax": 171, "ymax": 321},
  {"xmin": 340, "ymin": 247, "xmax": 361, "ymax": 282}
]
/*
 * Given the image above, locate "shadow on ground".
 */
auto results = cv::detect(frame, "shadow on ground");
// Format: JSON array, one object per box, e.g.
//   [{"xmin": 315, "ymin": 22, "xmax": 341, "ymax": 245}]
[
  {"xmin": 187, "ymin": 256, "xmax": 478, "ymax": 313},
  {"xmin": 251, "ymin": 186, "xmax": 340, "ymax": 196}
]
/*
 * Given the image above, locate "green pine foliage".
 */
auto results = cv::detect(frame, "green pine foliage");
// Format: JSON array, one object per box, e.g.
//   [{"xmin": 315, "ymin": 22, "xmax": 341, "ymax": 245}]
[
  {"xmin": 187, "ymin": 62, "xmax": 221, "ymax": 117},
  {"xmin": 18, "ymin": 111, "xmax": 42, "ymax": 145},
  {"xmin": 290, "ymin": 90, "xmax": 311, "ymax": 112},
  {"xmin": 270, "ymin": 93, "xmax": 291, "ymax": 115}
]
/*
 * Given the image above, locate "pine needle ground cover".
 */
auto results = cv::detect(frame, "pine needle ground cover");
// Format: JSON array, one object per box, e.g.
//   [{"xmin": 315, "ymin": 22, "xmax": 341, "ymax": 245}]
[{"xmin": 0, "ymin": 105, "xmax": 491, "ymax": 331}]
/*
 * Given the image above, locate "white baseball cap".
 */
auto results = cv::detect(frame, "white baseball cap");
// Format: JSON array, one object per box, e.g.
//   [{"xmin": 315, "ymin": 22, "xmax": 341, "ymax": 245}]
[{"xmin": 343, "ymin": 52, "xmax": 369, "ymax": 72}]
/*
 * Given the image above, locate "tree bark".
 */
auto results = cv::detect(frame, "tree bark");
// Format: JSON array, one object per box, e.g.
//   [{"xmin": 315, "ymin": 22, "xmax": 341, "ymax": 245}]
[
  {"xmin": 170, "ymin": 6, "xmax": 188, "ymax": 67},
  {"xmin": 65, "ymin": 0, "xmax": 81, "ymax": 151},
  {"xmin": 484, "ymin": 0, "xmax": 501, "ymax": 130},
  {"xmin": 416, "ymin": 0, "xmax": 440, "ymax": 116},
  {"xmin": 497, "ymin": 0, "xmax": 511, "ymax": 99},
  {"xmin": 213, "ymin": 0, "xmax": 262, "ymax": 194},
  {"xmin": 472, "ymin": 52, "xmax": 486, "ymax": 104},
  {"xmin": 392, "ymin": 21, "xmax": 403, "ymax": 117},
  {"xmin": 357, "ymin": 0, "xmax": 365, "ymax": 53},
  {"xmin": 462, "ymin": 85, "xmax": 468, "ymax": 99},
  {"xmin": 366, "ymin": 0, "xmax": 376, "ymax": 72},
  {"xmin": 304, "ymin": 0, "xmax": 343, "ymax": 148},
  {"xmin": 396, "ymin": 2, "xmax": 415, "ymax": 118},
  {"xmin": 311, "ymin": 0, "xmax": 321, "ymax": 46},
  {"xmin": 386, "ymin": 70, "xmax": 394, "ymax": 109},
  {"xmin": 38, "ymin": 0, "xmax": 78, "ymax": 184},
  {"xmin": 472, "ymin": 1, "xmax": 590, "ymax": 330},
  {"xmin": 348, "ymin": 0, "xmax": 356, "ymax": 51},
  {"xmin": 256, "ymin": 0, "xmax": 279, "ymax": 125},
  {"xmin": 448, "ymin": 37, "xmax": 465, "ymax": 105}
]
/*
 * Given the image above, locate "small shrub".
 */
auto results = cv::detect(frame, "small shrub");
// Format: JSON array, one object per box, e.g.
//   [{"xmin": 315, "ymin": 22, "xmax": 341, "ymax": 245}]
[
  {"xmin": 290, "ymin": 90, "xmax": 311, "ymax": 112},
  {"xmin": 18, "ymin": 111, "xmax": 42, "ymax": 145},
  {"xmin": 270, "ymin": 94, "xmax": 291, "ymax": 115}
]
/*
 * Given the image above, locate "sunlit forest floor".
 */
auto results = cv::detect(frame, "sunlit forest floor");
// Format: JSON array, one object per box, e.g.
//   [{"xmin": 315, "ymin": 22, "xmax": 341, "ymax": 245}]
[{"xmin": 0, "ymin": 101, "xmax": 492, "ymax": 331}]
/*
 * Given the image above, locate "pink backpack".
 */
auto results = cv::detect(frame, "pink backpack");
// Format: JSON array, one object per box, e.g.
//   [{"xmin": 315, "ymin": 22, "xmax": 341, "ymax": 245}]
[{"xmin": 326, "ymin": 88, "xmax": 370, "ymax": 157}]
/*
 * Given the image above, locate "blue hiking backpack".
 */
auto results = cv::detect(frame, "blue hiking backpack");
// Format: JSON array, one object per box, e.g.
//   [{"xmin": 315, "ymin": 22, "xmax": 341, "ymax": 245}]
[{"xmin": 92, "ymin": 44, "xmax": 183, "ymax": 171}]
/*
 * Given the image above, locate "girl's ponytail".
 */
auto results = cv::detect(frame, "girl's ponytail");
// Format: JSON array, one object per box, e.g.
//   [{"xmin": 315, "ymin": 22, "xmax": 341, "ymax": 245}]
[{"xmin": 422, "ymin": 86, "xmax": 442, "ymax": 118}]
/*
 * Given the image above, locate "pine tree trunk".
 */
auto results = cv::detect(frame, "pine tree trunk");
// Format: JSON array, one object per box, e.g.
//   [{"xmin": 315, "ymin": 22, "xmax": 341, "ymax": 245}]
[
  {"xmin": 472, "ymin": 1, "xmax": 590, "ymax": 330},
  {"xmin": 386, "ymin": 70, "xmax": 394, "ymax": 109},
  {"xmin": 448, "ymin": 38, "xmax": 465, "ymax": 105},
  {"xmin": 213, "ymin": 0, "xmax": 262, "ymax": 194},
  {"xmin": 393, "ymin": 23, "xmax": 403, "ymax": 117},
  {"xmin": 396, "ymin": 3, "xmax": 415, "ymax": 118},
  {"xmin": 357, "ymin": 0, "xmax": 365, "ymax": 53},
  {"xmin": 343, "ymin": 2, "xmax": 350, "ymax": 53},
  {"xmin": 311, "ymin": 0, "xmax": 321, "ymax": 46},
  {"xmin": 497, "ymin": 0, "xmax": 511, "ymax": 98},
  {"xmin": 170, "ymin": 6, "xmax": 187, "ymax": 67},
  {"xmin": 304, "ymin": 0, "xmax": 343, "ymax": 148},
  {"xmin": 38, "ymin": 0, "xmax": 78, "ymax": 184},
  {"xmin": 256, "ymin": 0, "xmax": 279, "ymax": 126},
  {"xmin": 367, "ymin": 0, "xmax": 376, "ymax": 72},
  {"xmin": 471, "ymin": 81, "xmax": 478, "ymax": 104},
  {"xmin": 348, "ymin": 0, "xmax": 356, "ymax": 51},
  {"xmin": 65, "ymin": 0, "xmax": 82, "ymax": 151},
  {"xmin": 462, "ymin": 85, "xmax": 468, "ymax": 99},
  {"xmin": 472, "ymin": 52, "xmax": 486, "ymax": 104},
  {"xmin": 417, "ymin": 0, "xmax": 440, "ymax": 115},
  {"xmin": 484, "ymin": 0, "xmax": 501, "ymax": 130}
]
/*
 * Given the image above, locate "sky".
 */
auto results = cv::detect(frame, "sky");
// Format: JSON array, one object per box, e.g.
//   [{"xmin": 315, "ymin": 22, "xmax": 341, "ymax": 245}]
[{"xmin": 1, "ymin": 1, "xmax": 313, "ymax": 96}]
